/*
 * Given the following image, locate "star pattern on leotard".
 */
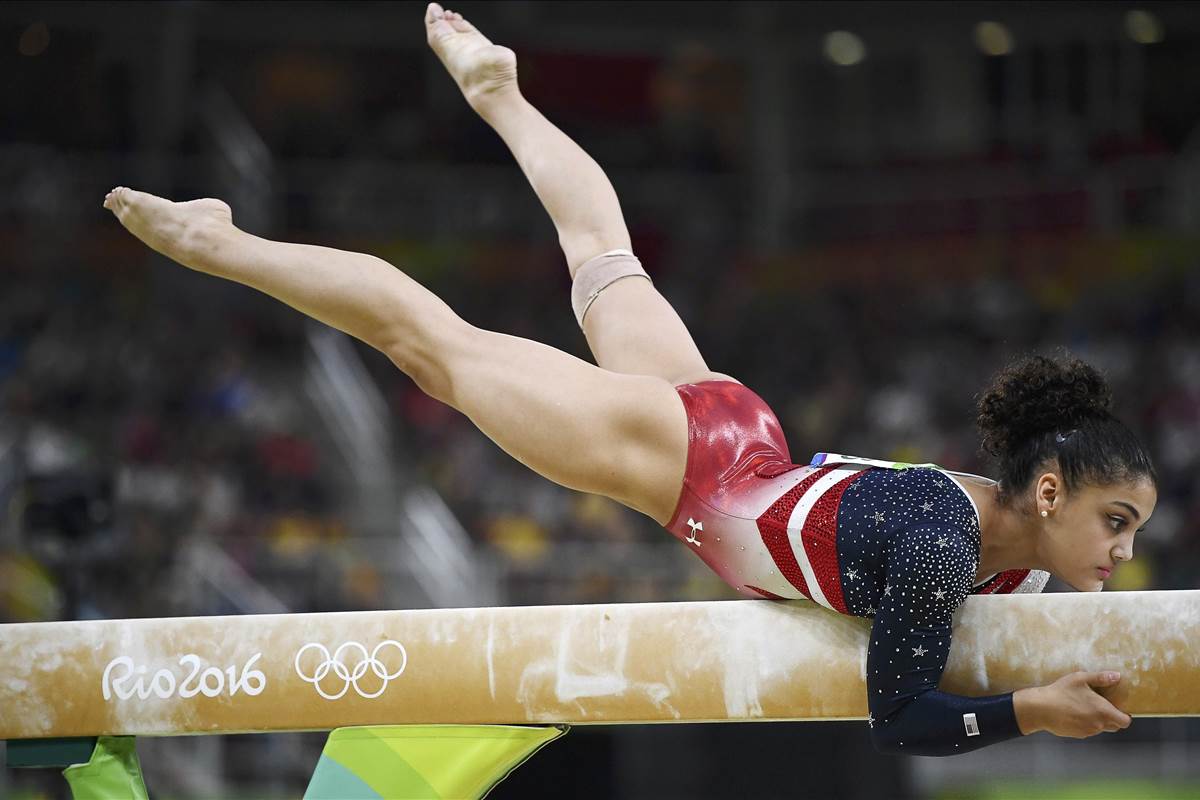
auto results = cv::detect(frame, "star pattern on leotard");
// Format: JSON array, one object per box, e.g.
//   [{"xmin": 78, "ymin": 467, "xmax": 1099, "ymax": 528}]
[{"xmin": 828, "ymin": 465, "xmax": 994, "ymax": 754}]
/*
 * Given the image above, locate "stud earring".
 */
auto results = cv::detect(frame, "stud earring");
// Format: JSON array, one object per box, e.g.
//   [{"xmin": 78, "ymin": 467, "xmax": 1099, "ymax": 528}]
[{"xmin": 1041, "ymin": 510, "xmax": 1049, "ymax": 518}]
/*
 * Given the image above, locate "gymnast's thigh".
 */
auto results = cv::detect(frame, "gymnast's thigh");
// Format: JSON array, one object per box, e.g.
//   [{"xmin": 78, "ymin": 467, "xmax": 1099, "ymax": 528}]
[{"xmin": 432, "ymin": 325, "xmax": 691, "ymax": 527}]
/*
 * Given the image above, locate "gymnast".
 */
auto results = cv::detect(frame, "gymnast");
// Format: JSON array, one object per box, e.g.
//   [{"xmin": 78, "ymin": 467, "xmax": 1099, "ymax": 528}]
[{"xmin": 102, "ymin": 3, "xmax": 1157, "ymax": 756}]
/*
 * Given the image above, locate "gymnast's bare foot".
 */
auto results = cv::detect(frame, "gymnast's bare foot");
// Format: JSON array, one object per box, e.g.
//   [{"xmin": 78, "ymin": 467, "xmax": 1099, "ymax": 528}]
[
  {"xmin": 103, "ymin": 187, "xmax": 233, "ymax": 267},
  {"xmin": 424, "ymin": 2, "xmax": 518, "ymax": 111}
]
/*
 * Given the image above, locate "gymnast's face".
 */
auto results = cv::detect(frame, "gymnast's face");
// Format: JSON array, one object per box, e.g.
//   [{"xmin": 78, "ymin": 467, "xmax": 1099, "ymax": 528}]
[{"xmin": 1034, "ymin": 472, "xmax": 1157, "ymax": 592}]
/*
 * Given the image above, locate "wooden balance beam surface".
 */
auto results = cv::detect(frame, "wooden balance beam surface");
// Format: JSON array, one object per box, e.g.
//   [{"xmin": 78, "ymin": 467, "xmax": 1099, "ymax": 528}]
[{"xmin": 1, "ymin": 591, "xmax": 1197, "ymax": 739}]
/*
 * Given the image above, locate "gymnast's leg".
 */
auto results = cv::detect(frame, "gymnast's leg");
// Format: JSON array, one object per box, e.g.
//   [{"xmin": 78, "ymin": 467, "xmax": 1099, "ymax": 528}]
[
  {"xmin": 425, "ymin": 3, "xmax": 737, "ymax": 386},
  {"xmin": 103, "ymin": 188, "xmax": 687, "ymax": 525}
]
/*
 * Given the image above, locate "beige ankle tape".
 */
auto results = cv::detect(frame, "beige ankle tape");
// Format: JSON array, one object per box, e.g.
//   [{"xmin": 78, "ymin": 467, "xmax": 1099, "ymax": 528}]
[{"xmin": 571, "ymin": 249, "xmax": 653, "ymax": 329}]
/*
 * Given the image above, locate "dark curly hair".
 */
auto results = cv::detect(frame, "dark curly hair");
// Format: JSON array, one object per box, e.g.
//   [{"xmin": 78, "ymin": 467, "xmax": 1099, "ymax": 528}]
[{"xmin": 975, "ymin": 350, "xmax": 1157, "ymax": 506}]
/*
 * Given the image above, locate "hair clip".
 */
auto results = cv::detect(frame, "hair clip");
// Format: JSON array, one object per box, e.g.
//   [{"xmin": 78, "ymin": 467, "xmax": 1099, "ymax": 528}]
[{"xmin": 1055, "ymin": 430, "xmax": 1077, "ymax": 444}]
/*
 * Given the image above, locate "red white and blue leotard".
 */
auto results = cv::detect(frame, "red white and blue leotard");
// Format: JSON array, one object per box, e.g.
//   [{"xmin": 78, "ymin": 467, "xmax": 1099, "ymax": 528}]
[{"xmin": 665, "ymin": 381, "xmax": 1049, "ymax": 756}]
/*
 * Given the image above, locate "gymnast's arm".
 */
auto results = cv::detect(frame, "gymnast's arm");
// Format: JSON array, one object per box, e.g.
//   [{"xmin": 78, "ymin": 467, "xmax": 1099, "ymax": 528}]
[{"xmin": 865, "ymin": 524, "xmax": 1025, "ymax": 756}]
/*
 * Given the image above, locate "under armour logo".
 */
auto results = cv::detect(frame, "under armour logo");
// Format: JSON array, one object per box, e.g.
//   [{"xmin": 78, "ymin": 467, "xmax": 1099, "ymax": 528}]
[{"xmin": 686, "ymin": 518, "xmax": 703, "ymax": 546}]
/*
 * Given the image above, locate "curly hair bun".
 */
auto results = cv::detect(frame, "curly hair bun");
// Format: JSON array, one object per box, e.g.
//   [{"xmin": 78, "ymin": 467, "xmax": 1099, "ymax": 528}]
[{"xmin": 976, "ymin": 352, "xmax": 1112, "ymax": 459}]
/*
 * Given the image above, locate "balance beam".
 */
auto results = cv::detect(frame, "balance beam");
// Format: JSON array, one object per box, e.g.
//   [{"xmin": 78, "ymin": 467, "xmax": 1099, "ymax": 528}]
[{"xmin": 2, "ymin": 591, "xmax": 1197, "ymax": 739}]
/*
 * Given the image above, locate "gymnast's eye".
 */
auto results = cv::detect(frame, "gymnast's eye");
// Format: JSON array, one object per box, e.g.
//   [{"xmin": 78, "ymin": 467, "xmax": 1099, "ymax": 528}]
[{"xmin": 1108, "ymin": 515, "xmax": 1126, "ymax": 531}]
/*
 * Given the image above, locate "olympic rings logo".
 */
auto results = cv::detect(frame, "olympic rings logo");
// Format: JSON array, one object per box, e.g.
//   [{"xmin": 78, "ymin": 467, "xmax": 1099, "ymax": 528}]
[{"xmin": 293, "ymin": 640, "xmax": 408, "ymax": 700}]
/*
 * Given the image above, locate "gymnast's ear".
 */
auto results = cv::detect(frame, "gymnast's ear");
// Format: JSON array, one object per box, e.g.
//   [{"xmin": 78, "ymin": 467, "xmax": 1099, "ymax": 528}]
[{"xmin": 1034, "ymin": 471, "xmax": 1061, "ymax": 515}]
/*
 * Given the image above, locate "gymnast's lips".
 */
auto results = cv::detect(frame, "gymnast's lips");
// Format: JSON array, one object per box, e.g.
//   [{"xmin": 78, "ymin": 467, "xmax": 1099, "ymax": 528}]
[{"xmin": 1097, "ymin": 567, "xmax": 1112, "ymax": 579}]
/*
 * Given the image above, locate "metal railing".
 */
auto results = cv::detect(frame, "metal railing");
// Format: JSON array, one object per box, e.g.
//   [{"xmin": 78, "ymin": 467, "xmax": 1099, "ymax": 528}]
[{"xmin": 303, "ymin": 325, "xmax": 497, "ymax": 609}]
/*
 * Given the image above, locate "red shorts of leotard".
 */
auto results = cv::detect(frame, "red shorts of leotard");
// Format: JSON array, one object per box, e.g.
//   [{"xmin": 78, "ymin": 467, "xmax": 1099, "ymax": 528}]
[{"xmin": 665, "ymin": 382, "xmax": 827, "ymax": 597}]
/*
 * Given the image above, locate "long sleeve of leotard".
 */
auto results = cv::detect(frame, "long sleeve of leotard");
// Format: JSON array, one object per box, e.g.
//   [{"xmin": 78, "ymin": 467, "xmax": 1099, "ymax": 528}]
[{"xmin": 865, "ymin": 522, "xmax": 1025, "ymax": 756}]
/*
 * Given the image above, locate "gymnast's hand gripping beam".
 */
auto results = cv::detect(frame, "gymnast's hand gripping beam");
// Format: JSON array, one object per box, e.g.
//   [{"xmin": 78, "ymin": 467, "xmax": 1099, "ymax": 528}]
[{"xmin": 1, "ymin": 591, "xmax": 1197, "ymax": 739}]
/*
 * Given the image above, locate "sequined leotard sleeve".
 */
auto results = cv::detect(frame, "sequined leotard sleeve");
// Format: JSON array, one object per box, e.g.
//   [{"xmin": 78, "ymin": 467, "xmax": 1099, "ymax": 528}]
[{"xmin": 865, "ymin": 522, "xmax": 1023, "ymax": 755}]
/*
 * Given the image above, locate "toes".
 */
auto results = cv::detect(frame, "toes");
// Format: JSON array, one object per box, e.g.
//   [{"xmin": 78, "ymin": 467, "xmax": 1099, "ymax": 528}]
[
  {"xmin": 445, "ymin": 10, "xmax": 474, "ymax": 33},
  {"xmin": 104, "ymin": 186, "xmax": 137, "ymax": 213},
  {"xmin": 442, "ymin": 7, "xmax": 465, "ymax": 24},
  {"xmin": 425, "ymin": 3, "xmax": 474, "ymax": 41},
  {"xmin": 425, "ymin": 6, "xmax": 457, "ymax": 43}
]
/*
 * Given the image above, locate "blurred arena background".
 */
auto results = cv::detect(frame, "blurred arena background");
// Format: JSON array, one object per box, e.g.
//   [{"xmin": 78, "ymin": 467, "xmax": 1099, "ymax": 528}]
[{"xmin": 2, "ymin": 1, "xmax": 1199, "ymax": 797}]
